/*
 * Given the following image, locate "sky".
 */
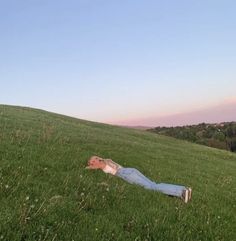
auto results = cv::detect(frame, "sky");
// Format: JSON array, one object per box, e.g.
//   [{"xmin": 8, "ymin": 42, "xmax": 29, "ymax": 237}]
[{"xmin": 1, "ymin": 0, "xmax": 236, "ymax": 126}]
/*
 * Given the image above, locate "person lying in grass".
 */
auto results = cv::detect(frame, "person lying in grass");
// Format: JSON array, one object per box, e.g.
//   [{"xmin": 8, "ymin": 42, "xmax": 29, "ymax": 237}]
[{"xmin": 86, "ymin": 156, "xmax": 192, "ymax": 203}]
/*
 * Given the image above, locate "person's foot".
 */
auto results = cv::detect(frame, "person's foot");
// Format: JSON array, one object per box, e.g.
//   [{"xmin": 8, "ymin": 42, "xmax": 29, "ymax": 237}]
[{"xmin": 182, "ymin": 187, "xmax": 192, "ymax": 203}]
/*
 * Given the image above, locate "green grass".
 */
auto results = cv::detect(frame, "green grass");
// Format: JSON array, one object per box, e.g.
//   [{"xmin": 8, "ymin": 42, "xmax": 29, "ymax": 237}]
[{"xmin": 0, "ymin": 104, "xmax": 235, "ymax": 241}]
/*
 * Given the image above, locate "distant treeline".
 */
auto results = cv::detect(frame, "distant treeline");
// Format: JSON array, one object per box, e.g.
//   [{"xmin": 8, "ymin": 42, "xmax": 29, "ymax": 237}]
[{"xmin": 148, "ymin": 122, "xmax": 236, "ymax": 152}]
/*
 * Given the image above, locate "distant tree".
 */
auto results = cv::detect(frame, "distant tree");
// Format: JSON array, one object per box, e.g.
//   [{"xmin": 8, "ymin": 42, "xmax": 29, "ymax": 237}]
[
  {"xmin": 231, "ymin": 139, "xmax": 236, "ymax": 152},
  {"xmin": 149, "ymin": 122, "xmax": 236, "ymax": 152},
  {"xmin": 213, "ymin": 131, "xmax": 225, "ymax": 142}
]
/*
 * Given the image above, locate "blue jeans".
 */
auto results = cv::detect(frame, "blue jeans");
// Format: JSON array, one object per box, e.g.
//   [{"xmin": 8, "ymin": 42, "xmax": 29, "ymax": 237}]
[{"xmin": 116, "ymin": 168, "xmax": 186, "ymax": 198}]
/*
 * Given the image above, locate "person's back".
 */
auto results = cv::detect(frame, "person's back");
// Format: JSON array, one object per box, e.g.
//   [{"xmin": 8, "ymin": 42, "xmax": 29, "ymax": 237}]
[{"xmin": 103, "ymin": 159, "xmax": 122, "ymax": 175}]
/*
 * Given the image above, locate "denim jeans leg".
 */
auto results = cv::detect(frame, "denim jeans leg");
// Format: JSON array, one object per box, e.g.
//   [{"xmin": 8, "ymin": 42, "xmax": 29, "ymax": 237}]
[
  {"xmin": 116, "ymin": 168, "xmax": 186, "ymax": 198},
  {"xmin": 116, "ymin": 168, "xmax": 156, "ymax": 189},
  {"xmin": 153, "ymin": 183, "xmax": 186, "ymax": 197}
]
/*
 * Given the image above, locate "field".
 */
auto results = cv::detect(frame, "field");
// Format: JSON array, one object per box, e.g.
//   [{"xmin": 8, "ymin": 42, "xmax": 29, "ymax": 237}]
[{"xmin": 0, "ymin": 105, "xmax": 235, "ymax": 241}]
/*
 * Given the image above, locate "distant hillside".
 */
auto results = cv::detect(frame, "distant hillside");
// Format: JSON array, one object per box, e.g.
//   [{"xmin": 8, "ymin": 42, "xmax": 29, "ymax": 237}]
[
  {"xmin": 123, "ymin": 125, "xmax": 151, "ymax": 130},
  {"xmin": 148, "ymin": 122, "xmax": 236, "ymax": 152},
  {"xmin": 0, "ymin": 105, "xmax": 235, "ymax": 241}
]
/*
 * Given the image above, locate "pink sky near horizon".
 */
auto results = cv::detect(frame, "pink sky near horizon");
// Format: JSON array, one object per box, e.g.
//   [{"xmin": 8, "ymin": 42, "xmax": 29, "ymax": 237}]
[{"xmin": 109, "ymin": 97, "xmax": 236, "ymax": 127}]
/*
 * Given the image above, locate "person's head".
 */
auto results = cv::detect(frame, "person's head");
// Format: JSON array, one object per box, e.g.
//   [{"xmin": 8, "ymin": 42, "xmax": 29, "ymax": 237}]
[{"xmin": 87, "ymin": 156, "xmax": 105, "ymax": 169}]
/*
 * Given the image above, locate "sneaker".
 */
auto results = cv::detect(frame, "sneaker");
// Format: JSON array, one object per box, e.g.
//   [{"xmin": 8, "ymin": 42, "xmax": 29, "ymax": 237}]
[{"xmin": 182, "ymin": 187, "xmax": 192, "ymax": 203}]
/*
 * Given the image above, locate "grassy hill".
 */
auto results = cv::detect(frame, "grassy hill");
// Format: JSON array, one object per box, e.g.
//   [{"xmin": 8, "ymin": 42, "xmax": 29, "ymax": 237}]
[{"xmin": 0, "ymin": 105, "xmax": 235, "ymax": 241}]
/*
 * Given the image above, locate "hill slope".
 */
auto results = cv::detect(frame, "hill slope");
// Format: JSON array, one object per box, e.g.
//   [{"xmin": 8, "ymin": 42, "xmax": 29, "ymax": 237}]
[{"xmin": 0, "ymin": 105, "xmax": 235, "ymax": 241}]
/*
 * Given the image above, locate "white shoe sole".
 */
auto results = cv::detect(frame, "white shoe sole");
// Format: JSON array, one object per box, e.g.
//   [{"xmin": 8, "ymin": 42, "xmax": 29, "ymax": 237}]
[
  {"xmin": 184, "ymin": 189, "xmax": 189, "ymax": 203},
  {"xmin": 184, "ymin": 187, "xmax": 192, "ymax": 203}
]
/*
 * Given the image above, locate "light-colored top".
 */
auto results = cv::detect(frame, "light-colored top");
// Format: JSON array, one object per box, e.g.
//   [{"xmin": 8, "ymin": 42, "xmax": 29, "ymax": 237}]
[{"xmin": 102, "ymin": 159, "xmax": 122, "ymax": 175}]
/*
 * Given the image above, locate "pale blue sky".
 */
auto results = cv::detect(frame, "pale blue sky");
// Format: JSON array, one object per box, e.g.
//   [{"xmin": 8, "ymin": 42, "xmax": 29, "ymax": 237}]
[{"xmin": 1, "ymin": 0, "xmax": 236, "ymax": 124}]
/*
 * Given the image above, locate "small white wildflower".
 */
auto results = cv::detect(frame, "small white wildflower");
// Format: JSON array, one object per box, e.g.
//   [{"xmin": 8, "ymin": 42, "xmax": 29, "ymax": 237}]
[
  {"xmin": 35, "ymin": 199, "xmax": 39, "ymax": 202},
  {"xmin": 95, "ymin": 228, "xmax": 98, "ymax": 231},
  {"xmin": 0, "ymin": 235, "xmax": 4, "ymax": 239},
  {"xmin": 44, "ymin": 167, "xmax": 48, "ymax": 170},
  {"xmin": 5, "ymin": 184, "xmax": 9, "ymax": 189},
  {"xmin": 106, "ymin": 188, "xmax": 109, "ymax": 191},
  {"xmin": 218, "ymin": 216, "xmax": 220, "ymax": 219},
  {"xmin": 26, "ymin": 196, "xmax": 30, "ymax": 201},
  {"xmin": 80, "ymin": 175, "xmax": 83, "ymax": 178},
  {"xmin": 80, "ymin": 192, "xmax": 84, "ymax": 196},
  {"xmin": 30, "ymin": 204, "xmax": 35, "ymax": 209}
]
